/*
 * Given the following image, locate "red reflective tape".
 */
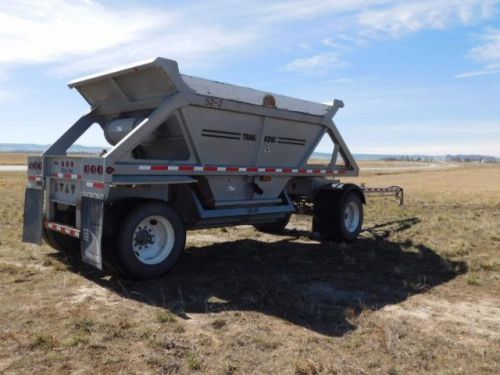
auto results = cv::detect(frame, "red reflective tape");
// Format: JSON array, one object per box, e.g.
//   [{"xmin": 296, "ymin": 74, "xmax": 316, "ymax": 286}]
[
  {"xmin": 138, "ymin": 164, "xmax": 350, "ymax": 175},
  {"xmin": 93, "ymin": 182, "xmax": 105, "ymax": 189},
  {"xmin": 63, "ymin": 173, "xmax": 72, "ymax": 178},
  {"xmin": 45, "ymin": 221, "xmax": 80, "ymax": 238},
  {"xmin": 151, "ymin": 165, "xmax": 168, "ymax": 171}
]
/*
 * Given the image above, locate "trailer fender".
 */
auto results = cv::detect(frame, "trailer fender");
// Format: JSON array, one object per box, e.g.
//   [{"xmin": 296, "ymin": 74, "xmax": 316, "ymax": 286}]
[
  {"xmin": 22, "ymin": 188, "xmax": 44, "ymax": 245},
  {"xmin": 313, "ymin": 183, "xmax": 365, "ymax": 213},
  {"xmin": 80, "ymin": 197, "xmax": 104, "ymax": 270},
  {"xmin": 331, "ymin": 183, "xmax": 366, "ymax": 205}
]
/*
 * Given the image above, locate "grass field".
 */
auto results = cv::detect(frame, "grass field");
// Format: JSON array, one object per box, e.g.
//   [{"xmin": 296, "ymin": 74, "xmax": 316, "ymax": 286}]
[
  {"xmin": 0, "ymin": 153, "xmax": 34, "ymax": 165},
  {"xmin": 0, "ymin": 164, "xmax": 499, "ymax": 374}
]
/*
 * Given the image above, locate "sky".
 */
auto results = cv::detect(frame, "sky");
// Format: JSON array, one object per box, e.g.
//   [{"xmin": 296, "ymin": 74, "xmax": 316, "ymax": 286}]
[{"xmin": 0, "ymin": 0, "xmax": 499, "ymax": 156}]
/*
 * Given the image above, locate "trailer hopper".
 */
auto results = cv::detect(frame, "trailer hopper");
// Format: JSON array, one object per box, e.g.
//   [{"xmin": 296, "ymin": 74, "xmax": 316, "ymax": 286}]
[{"xmin": 23, "ymin": 57, "xmax": 364, "ymax": 279}]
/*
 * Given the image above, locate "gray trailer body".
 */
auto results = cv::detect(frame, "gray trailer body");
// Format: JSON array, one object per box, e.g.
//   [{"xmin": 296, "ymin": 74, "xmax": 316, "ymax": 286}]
[{"xmin": 23, "ymin": 57, "xmax": 362, "ymax": 277}]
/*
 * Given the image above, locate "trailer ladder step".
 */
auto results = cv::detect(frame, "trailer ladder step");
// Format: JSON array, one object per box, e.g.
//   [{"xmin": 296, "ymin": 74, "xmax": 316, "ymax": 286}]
[{"xmin": 44, "ymin": 221, "xmax": 81, "ymax": 238}]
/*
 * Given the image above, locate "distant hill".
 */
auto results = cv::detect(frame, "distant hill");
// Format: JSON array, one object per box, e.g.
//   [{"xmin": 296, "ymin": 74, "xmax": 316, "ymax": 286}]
[{"xmin": 0, "ymin": 143, "xmax": 105, "ymax": 154}]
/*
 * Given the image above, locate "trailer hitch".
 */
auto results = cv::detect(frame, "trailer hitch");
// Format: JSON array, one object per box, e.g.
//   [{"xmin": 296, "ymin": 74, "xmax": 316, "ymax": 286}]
[{"xmin": 361, "ymin": 185, "xmax": 404, "ymax": 206}]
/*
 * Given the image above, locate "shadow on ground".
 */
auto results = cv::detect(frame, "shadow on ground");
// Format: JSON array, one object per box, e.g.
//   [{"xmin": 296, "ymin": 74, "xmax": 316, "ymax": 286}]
[{"xmin": 56, "ymin": 218, "xmax": 467, "ymax": 336}]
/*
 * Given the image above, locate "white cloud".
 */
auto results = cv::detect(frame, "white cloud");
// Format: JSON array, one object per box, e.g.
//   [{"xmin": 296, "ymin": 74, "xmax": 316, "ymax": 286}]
[
  {"xmin": 51, "ymin": 26, "xmax": 257, "ymax": 77},
  {"xmin": 0, "ymin": 1, "xmax": 170, "ymax": 65},
  {"xmin": 0, "ymin": 0, "xmax": 498, "ymax": 79},
  {"xmin": 456, "ymin": 27, "xmax": 500, "ymax": 78},
  {"xmin": 455, "ymin": 69, "xmax": 500, "ymax": 78},
  {"xmin": 357, "ymin": 0, "xmax": 497, "ymax": 37},
  {"xmin": 251, "ymin": 0, "xmax": 395, "ymax": 23},
  {"xmin": 282, "ymin": 53, "xmax": 346, "ymax": 75},
  {"xmin": 0, "ymin": 0, "xmax": 259, "ymax": 76},
  {"xmin": 281, "ymin": 0, "xmax": 498, "ymax": 77},
  {"xmin": 469, "ymin": 28, "xmax": 500, "ymax": 68}
]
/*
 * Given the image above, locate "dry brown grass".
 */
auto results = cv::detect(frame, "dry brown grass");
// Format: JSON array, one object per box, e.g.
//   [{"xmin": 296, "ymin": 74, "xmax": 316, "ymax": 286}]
[
  {"xmin": 0, "ymin": 164, "xmax": 499, "ymax": 374},
  {"xmin": 0, "ymin": 152, "xmax": 34, "ymax": 165}
]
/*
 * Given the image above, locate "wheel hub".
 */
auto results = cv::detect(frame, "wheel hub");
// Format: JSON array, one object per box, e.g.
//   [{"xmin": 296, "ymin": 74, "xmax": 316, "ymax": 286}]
[
  {"xmin": 132, "ymin": 215, "xmax": 175, "ymax": 265},
  {"xmin": 344, "ymin": 201, "xmax": 360, "ymax": 233},
  {"xmin": 134, "ymin": 227, "xmax": 154, "ymax": 247}
]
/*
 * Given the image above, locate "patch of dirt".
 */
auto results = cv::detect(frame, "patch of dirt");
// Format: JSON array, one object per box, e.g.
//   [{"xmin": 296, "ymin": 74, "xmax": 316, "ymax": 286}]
[
  {"xmin": 67, "ymin": 284, "xmax": 121, "ymax": 306},
  {"xmin": 380, "ymin": 293, "xmax": 500, "ymax": 347}
]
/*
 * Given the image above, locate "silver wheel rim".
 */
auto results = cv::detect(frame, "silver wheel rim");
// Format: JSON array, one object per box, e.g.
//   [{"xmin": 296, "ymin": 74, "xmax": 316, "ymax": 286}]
[
  {"xmin": 344, "ymin": 201, "xmax": 360, "ymax": 233},
  {"xmin": 132, "ymin": 215, "xmax": 175, "ymax": 265}
]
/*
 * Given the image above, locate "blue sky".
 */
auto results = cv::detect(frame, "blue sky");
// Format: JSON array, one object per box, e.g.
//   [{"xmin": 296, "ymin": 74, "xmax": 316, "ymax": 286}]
[{"xmin": 0, "ymin": 0, "xmax": 499, "ymax": 156}]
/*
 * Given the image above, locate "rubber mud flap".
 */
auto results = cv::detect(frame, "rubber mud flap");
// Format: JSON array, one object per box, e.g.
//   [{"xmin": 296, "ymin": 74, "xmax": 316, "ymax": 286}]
[
  {"xmin": 80, "ymin": 197, "xmax": 104, "ymax": 270},
  {"xmin": 22, "ymin": 188, "xmax": 44, "ymax": 245}
]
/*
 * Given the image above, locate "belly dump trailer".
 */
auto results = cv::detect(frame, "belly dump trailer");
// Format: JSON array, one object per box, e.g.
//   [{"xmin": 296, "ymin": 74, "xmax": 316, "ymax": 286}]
[{"xmin": 22, "ymin": 57, "xmax": 365, "ymax": 279}]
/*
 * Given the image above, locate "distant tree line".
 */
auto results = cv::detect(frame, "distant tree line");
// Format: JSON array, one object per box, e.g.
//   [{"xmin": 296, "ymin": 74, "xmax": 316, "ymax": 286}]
[
  {"xmin": 444, "ymin": 155, "xmax": 499, "ymax": 163},
  {"xmin": 381, "ymin": 154, "xmax": 499, "ymax": 163},
  {"xmin": 382, "ymin": 155, "xmax": 435, "ymax": 162}
]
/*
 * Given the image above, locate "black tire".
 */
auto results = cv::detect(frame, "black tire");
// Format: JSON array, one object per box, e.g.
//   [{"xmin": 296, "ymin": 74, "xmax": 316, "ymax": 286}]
[
  {"xmin": 253, "ymin": 214, "xmax": 291, "ymax": 234},
  {"xmin": 313, "ymin": 191, "xmax": 363, "ymax": 241},
  {"xmin": 112, "ymin": 202, "xmax": 186, "ymax": 280},
  {"xmin": 43, "ymin": 225, "xmax": 63, "ymax": 251},
  {"xmin": 42, "ymin": 212, "xmax": 80, "ymax": 262}
]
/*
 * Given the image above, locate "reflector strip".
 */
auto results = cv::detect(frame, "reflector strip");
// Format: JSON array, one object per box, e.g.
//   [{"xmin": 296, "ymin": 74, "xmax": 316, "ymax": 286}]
[
  {"xmin": 137, "ymin": 165, "xmax": 348, "ymax": 175},
  {"xmin": 85, "ymin": 181, "xmax": 105, "ymax": 189},
  {"xmin": 45, "ymin": 221, "xmax": 80, "ymax": 238},
  {"xmin": 52, "ymin": 172, "xmax": 81, "ymax": 180},
  {"xmin": 28, "ymin": 175, "xmax": 42, "ymax": 182}
]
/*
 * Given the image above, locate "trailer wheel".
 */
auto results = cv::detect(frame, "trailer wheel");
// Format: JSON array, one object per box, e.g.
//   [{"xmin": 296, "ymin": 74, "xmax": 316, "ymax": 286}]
[
  {"xmin": 313, "ymin": 191, "xmax": 363, "ymax": 241},
  {"xmin": 114, "ymin": 202, "xmax": 185, "ymax": 279},
  {"xmin": 253, "ymin": 214, "xmax": 291, "ymax": 234}
]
